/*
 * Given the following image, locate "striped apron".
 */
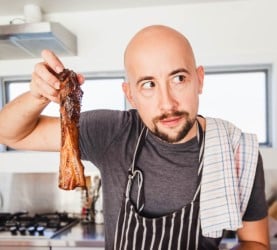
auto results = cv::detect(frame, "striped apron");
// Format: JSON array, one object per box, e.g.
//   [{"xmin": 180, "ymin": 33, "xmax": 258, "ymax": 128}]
[{"xmin": 114, "ymin": 120, "xmax": 206, "ymax": 250}]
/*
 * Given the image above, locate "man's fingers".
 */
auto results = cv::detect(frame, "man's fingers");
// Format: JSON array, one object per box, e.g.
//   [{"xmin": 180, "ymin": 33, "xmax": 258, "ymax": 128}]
[
  {"xmin": 30, "ymin": 72, "xmax": 60, "ymax": 103},
  {"xmin": 34, "ymin": 62, "xmax": 61, "ymax": 90},
  {"xmin": 41, "ymin": 49, "xmax": 64, "ymax": 74},
  {"xmin": 77, "ymin": 74, "xmax": 85, "ymax": 84},
  {"xmin": 41, "ymin": 50, "xmax": 84, "ymax": 86}
]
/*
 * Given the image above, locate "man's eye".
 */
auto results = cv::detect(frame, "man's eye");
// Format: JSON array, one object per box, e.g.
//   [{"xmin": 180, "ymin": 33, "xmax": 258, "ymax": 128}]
[
  {"xmin": 172, "ymin": 75, "xmax": 186, "ymax": 84},
  {"xmin": 142, "ymin": 81, "xmax": 155, "ymax": 89}
]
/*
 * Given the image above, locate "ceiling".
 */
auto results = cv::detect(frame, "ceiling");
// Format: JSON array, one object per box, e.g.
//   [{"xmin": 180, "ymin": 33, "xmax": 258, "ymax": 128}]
[{"xmin": 0, "ymin": 0, "xmax": 242, "ymax": 16}]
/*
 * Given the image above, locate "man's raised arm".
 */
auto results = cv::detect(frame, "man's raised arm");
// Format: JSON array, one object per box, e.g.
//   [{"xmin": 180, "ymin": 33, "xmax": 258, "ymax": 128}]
[{"xmin": 0, "ymin": 50, "xmax": 80, "ymax": 151}]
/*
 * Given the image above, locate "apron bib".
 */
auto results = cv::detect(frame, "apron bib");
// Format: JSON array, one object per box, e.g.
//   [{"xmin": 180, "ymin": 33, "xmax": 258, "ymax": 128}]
[{"xmin": 114, "ymin": 120, "xmax": 206, "ymax": 250}]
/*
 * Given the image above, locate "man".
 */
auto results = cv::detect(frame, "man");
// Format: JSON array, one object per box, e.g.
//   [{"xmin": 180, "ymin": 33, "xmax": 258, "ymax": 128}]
[{"xmin": 0, "ymin": 25, "xmax": 269, "ymax": 249}]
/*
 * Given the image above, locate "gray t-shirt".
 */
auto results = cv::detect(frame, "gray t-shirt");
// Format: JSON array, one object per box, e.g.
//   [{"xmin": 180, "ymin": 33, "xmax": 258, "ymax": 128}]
[{"xmin": 79, "ymin": 109, "xmax": 267, "ymax": 250}]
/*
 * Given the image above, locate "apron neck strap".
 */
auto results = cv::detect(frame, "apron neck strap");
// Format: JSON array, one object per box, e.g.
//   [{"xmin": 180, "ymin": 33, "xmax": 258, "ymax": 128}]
[
  {"xmin": 130, "ymin": 119, "xmax": 204, "ymax": 175},
  {"xmin": 126, "ymin": 118, "xmax": 205, "ymax": 211}
]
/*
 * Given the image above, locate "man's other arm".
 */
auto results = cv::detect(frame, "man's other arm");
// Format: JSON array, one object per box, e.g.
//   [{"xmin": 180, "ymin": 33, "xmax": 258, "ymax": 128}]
[{"xmin": 232, "ymin": 217, "xmax": 270, "ymax": 250}]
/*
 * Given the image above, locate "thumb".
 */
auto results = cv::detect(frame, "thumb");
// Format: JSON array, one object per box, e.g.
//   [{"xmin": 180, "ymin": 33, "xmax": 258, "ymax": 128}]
[{"xmin": 77, "ymin": 74, "xmax": 85, "ymax": 84}]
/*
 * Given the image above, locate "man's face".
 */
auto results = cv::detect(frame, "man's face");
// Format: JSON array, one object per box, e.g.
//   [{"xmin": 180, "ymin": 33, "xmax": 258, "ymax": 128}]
[{"xmin": 123, "ymin": 28, "xmax": 204, "ymax": 143}]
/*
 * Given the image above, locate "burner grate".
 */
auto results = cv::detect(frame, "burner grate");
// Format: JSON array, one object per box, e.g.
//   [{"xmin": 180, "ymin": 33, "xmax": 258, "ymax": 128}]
[{"xmin": 0, "ymin": 212, "xmax": 79, "ymax": 238}]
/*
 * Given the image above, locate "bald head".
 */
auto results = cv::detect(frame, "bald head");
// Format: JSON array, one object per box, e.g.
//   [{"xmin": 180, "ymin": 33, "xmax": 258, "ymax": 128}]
[
  {"xmin": 121, "ymin": 25, "xmax": 204, "ymax": 143},
  {"xmin": 124, "ymin": 25, "xmax": 197, "ymax": 79}
]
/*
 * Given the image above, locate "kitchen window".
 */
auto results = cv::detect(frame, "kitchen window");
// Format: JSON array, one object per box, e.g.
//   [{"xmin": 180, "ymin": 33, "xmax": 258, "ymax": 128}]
[
  {"xmin": 0, "ymin": 65, "xmax": 272, "ymax": 148},
  {"xmin": 5, "ymin": 73, "xmax": 126, "ymax": 117},
  {"xmin": 199, "ymin": 65, "xmax": 271, "ymax": 146}
]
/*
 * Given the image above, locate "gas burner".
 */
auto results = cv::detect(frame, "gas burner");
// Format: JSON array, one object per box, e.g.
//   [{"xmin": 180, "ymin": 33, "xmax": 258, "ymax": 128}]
[{"xmin": 0, "ymin": 212, "xmax": 79, "ymax": 238}]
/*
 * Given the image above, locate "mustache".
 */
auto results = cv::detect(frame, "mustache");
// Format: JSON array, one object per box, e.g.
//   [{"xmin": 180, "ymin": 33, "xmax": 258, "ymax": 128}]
[{"xmin": 153, "ymin": 110, "xmax": 189, "ymax": 123}]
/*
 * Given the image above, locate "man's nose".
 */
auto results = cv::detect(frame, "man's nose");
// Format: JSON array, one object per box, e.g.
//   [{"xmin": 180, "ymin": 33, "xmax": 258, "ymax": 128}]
[{"xmin": 158, "ymin": 86, "xmax": 177, "ymax": 111}]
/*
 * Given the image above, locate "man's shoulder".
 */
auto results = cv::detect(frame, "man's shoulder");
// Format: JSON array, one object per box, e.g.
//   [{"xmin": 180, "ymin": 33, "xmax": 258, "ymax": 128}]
[
  {"xmin": 205, "ymin": 116, "xmax": 242, "ymax": 139},
  {"xmin": 80, "ymin": 109, "xmax": 140, "ymax": 122},
  {"xmin": 205, "ymin": 116, "xmax": 238, "ymax": 128},
  {"xmin": 204, "ymin": 116, "xmax": 258, "ymax": 158},
  {"xmin": 205, "ymin": 116, "xmax": 257, "ymax": 138}
]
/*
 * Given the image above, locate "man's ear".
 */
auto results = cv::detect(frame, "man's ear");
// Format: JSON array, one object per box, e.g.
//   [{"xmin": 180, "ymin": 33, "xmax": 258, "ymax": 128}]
[
  {"xmin": 196, "ymin": 66, "xmax": 204, "ymax": 94},
  {"xmin": 122, "ymin": 82, "xmax": 136, "ymax": 108}
]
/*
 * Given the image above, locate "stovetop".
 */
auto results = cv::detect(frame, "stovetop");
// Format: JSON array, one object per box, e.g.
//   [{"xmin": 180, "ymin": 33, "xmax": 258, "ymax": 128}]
[{"xmin": 0, "ymin": 211, "xmax": 79, "ymax": 239}]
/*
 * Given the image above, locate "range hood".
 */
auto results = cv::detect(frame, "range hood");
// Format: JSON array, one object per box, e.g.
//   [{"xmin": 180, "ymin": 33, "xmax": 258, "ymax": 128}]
[{"xmin": 0, "ymin": 22, "xmax": 77, "ymax": 60}]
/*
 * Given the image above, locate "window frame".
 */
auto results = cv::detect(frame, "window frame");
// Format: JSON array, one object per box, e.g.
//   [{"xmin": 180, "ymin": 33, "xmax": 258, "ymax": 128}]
[{"xmin": 203, "ymin": 64, "xmax": 272, "ymax": 147}]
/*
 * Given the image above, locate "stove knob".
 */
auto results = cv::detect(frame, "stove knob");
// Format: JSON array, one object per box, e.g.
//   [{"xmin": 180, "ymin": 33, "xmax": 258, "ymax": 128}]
[
  {"xmin": 28, "ymin": 226, "xmax": 36, "ymax": 235},
  {"xmin": 19, "ymin": 226, "xmax": 26, "ymax": 235},
  {"xmin": 36, "ymin": 226, "xmax": 45, "ymax": 235},
  {"xmin": 9, "ymin": 226, "xmax": 17, "ymax": 235}
]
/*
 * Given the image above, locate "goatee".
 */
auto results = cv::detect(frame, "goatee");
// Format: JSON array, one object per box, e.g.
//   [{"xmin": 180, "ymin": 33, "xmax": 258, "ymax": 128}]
[{"xmin": 152, "ymin": 111, "xmax": 195, "ymax": 143}]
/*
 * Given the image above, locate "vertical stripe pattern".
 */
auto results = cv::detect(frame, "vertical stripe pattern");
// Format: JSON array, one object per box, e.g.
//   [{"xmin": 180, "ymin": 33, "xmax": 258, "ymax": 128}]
[{"xmin": 114, "ymin": 198, "xmax": 201, "ymax": 250}]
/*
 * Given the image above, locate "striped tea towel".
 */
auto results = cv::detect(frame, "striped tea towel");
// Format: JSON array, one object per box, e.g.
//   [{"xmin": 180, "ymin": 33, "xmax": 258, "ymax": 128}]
[{"xmin": 200, "ymin": 117, "xmax": 259, "ymax": 238}]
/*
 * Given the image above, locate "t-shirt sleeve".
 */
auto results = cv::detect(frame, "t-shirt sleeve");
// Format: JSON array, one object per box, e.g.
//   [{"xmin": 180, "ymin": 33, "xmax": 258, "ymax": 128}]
[
  {"xmin": 78, "ymin": 110, "xmax": 130, "ymax": 167},
  {"xmin": 242, "ymin": 152, "xmax": 268, "ymax": 221},
  {"xmin": 78, "ymin": 109, "xmax": 140, "ymax": 170}
]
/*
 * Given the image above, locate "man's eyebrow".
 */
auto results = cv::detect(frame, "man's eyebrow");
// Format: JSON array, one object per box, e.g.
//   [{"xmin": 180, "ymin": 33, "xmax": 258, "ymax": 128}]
[
  {"xmin": 136, "ymin": 76, "xmax": 154, "ymax": 85},
  {"xmin": 169, "ymin": 68, "xmax": 190, "ymax": 76}
]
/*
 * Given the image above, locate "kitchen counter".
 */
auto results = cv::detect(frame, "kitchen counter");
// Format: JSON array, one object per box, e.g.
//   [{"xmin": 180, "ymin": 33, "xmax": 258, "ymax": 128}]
[
  {"xmin": 1, "ymin": 221, "xmax": 276, "ymax": 249},
  {"xmin": 51, "ymin": 221, "xmax": 105, "ymax": 248},
  {"xmin": 0, "ymin": 222, "xmax": 105, "ymax": 250}
]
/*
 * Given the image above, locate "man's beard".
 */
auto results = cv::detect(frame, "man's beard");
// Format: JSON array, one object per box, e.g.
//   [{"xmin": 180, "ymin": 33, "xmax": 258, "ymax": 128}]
[{"xmin": 152, "ymin": 111, "xmax": 195, "ymax": 143}]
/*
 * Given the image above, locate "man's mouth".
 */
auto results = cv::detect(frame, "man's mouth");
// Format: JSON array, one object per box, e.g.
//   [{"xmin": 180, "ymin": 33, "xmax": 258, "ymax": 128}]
[
  {"xmin": 153, "ymin": 111, "xmax": 187, "ymax": 128},
  {"xmin": 159, "ymin": 116, "xmax": 183, "ymax": 128}
]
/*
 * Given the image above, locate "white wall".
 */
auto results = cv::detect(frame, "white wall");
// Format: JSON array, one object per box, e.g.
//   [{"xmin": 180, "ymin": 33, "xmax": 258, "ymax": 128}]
[{"xmin": 0, "ymin": 0, "xmax": 276, "ymax": 171}]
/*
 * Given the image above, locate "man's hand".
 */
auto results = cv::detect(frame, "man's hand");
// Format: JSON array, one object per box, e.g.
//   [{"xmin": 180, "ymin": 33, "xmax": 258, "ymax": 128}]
[
  {"xmin": 0, "ymin": 49, "xmax": 85, "ymax": 151},
  {"xmin": 30, "ymin": 50, "xmax": 84, "ymax": 103}
]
